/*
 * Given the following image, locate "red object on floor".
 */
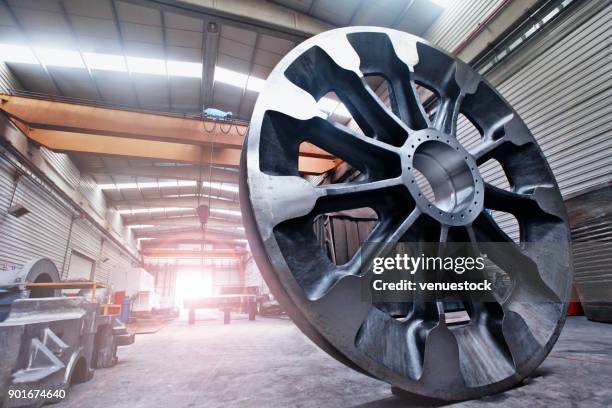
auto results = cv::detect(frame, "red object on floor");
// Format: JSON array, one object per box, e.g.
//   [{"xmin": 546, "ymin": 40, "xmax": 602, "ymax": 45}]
[
  {"xmin": 114, "ymin": 291, "xmax": 126, "ymax": 305},
  {"xmin": 566, "ymin": 301, "xmax": 584, "ymax": 316}
]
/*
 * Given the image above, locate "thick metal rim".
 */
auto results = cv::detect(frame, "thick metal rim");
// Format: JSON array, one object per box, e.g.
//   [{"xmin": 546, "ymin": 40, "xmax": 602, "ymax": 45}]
[{"xmin": 241, "ymin": 27, "xmax": 572, "ymax": 400}]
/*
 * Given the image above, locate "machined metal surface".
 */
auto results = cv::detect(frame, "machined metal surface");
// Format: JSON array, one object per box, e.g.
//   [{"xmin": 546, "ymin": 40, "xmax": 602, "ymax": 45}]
[{"xmin": 240, "ymin": 27, "xmax": 572, "ymax": 400}]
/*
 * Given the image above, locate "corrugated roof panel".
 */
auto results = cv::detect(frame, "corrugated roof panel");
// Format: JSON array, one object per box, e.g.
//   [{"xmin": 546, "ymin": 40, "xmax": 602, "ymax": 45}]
[
  {"xmin": 165, "ymin": 28, "xmax": 202, "ymax": 49},
  {"xmin": 121, "ymin": 22, "xmax": 163, "ymax": 44},
  {"xmin": 220, "ymin": 24, "xmax": 257, "ymax": 45},
  {"xmin": 70, "ymin": 15, "xmax": 119, "ymax": 39},
  {"xmin": 164, "ymin": 12, "xmax": 203, "ymax": 32},
  {"xmin": 115, "ymin": 1, "xmax": 161, "ymax": 26},
  {"xmin": 257, "ymin": 34, "xmax": 295, "ymax": 54},
  {"xmin": 219, "ymin": 36, "xmax": 254, "ymax": 61},
  {"xmin": 63, "ymin": 0, "xmax": 114, "ymax": 19}
]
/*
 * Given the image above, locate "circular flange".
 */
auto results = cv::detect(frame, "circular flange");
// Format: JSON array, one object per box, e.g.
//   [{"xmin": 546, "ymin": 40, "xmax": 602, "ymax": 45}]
[
  {"xmin": 401, "ymin": 128, "xmax": 484, "ymax": 226},
  {"xmin": 241, "ymin": 27, "xmax": 572, "ymax": 400}
]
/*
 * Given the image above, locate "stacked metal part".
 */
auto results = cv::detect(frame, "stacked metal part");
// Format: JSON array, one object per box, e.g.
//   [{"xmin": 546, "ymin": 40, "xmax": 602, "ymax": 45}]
[{"xmin": 0, "ymin": 258, "xmax": 134, "ymax": 407}]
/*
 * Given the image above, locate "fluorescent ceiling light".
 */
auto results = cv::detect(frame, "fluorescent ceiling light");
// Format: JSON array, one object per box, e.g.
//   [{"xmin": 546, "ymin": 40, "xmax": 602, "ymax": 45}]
[
  {"xmin": 128, "ymin": 224, "xmax": 154, "ymax": 229},
  {"xmin": 35, "ymin": 47, "xmax": 84, "ymax": 68},
  {"xmin": 83, "ymin": 52, "xmax": 126, "ymax": 72},
  {"xmin": 0, "ymin": 44, "xmax": 37, "ymax": 64},
  {"xmin": 127, "ymin": 56, "xmax": 166, "ymax": 75},
  {"xmin": 167, "ymin": 60, "xmax": 201, "ymax": 78}
]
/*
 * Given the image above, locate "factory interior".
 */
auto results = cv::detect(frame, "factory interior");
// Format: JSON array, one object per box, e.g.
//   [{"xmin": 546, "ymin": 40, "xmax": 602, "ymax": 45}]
[{"xmin": 0, "ymin": 0, "xmax": 610, "ymax": 407}]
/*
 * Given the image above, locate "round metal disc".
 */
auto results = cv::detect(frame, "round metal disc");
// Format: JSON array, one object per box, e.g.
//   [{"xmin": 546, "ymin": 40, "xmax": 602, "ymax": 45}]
[{"xmin": 240, "ymin": 27, "xmax": 572, "ymax": 400}]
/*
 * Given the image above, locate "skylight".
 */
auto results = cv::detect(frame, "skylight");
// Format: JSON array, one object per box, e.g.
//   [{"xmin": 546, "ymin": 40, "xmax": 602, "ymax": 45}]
[
  {"xmin": 127, "ymin": 56, "xmax": 166, "ymax": 76},
  {"xmin": 167, "ymin": 60, "xmax": 201, "ymax": 78},
  {"xmin": 36, "ymin": 47, "xmax": 84, "ymax": 68},
  {"xmin": 0, "ymin": 43, "xmax": 352, "ymax": 118},
  {"xmin": 214, "ymin": 66, "xmax": 248, "ymax": 89},
  {"xmin": 0, "ymin": 44, "xmax": 37, "ymax": 64},
  {"xmin": 0, "ymin": 43, "xmax": 199, "ymax": 78},
  {"xmin": 83, "ymin": 52, "xmax": 127, "ymax": 72}
]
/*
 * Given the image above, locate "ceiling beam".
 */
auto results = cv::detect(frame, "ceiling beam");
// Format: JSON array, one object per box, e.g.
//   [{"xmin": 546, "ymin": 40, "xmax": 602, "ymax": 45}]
[
  {"xmin": 201, "ymin": 21, "xmax": 219, "ymax": 110},
  {"xmin": 137, "ymin": 0, "xmax": 334, "ymax": 38},
  {"xmin": 136, "ymin": 227, "xmax": 245, "ymax": 240},
  {"xmin": 127, "ymin": 216, "xmax": 241, "ymax": 228},
  {"xmin": 0, "ymin": 94, "xmax": 333, "ymax": 159},
  {"xmin": 112, "ymin": 196, "xmax": 239, "ymax": 211},
  {"xmin": 0, "ymin": 96, "xmax": 338, "ymax": 175},
  {"xmin": 141, "ymin": 248, "xmax": 244, "ymax": 259},
  {"xmin": 141, "ymin": 240, "xmax": 246, "ymax": 250},
  {"xmin": 12, "ymin": 124, "xmax": 337, "ymax": 175},
  {"xmin": 85, "ymin": 165, "xmax": 239, "ymax": 184}
]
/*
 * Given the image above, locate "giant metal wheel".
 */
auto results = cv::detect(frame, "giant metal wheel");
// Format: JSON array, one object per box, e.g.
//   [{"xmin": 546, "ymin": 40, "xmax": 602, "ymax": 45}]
[{"xmin": 240, "ymin": 27, "xmax": 572, "ymax": 400}]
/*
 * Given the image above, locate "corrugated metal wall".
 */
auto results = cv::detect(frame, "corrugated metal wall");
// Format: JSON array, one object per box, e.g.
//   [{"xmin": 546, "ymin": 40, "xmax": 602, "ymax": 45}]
[
  {"xmin": 424, "ymin": 0, "xmax": 500, "ymax": 51},
  {"xmin": 0, "ymin": 152, "xmax": 141, "ymax": 287},
  {"xmin": 0, "ymin": 62, "xmax": 22, "ymax": 92},
  {"xmin": 0, "ymin": 159, "xmax": 72, "ymax": 271},
  {"xmin": 456, "ymin": 1, "xmax": 612, "ymax": 239}
]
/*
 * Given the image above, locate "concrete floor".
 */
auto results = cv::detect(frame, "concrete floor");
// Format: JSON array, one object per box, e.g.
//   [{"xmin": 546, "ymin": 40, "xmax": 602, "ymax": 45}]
[{"xmin": 56, "ymin": 314, "xmax": 612, "ymax": 408}]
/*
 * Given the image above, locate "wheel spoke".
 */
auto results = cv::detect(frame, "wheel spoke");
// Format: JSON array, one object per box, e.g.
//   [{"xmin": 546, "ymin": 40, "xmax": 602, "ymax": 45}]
[
  {"xmin": 433, "ymin": 94, "xmax": 463, "ymax": 137},
  {"xmin": 345, "ymin": 31, "xmax": 430, "ymax": 131},
  {"xmin": 315, "ymin": 178, "xmax": 404, "ymax": 213},
  {"xmin": 341, "ymin": 80, "xmax": 409, "ymax": 146},
  {"xmin": 484, "ymin": 183, "xmax": 563, "ymax": 220},
  {"xmin": 472, "ymin": 214, "xmax": 560, "ymax": 302},
  {"xmin": 389, "ymin": 79, "xmax": 431, "ymax": 130},
  {"xmin": 305, "ymin": 117, "xmax": 401, "ymax": 178},
  {"xmin": 347, "ymin": 207, "xmax": 422, "ymax": 275},
  {"xmin": 469, "ymin": 137, "xmax": 505, "ymax": 164}
]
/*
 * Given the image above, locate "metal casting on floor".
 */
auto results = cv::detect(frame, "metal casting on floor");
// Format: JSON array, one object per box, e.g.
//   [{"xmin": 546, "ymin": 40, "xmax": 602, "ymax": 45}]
[{"xmin": 240, "ymin": 27, "xmax": 572, "ymax": 400}]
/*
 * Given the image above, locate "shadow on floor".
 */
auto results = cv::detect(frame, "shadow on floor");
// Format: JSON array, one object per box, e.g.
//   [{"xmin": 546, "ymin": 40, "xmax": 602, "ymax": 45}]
[
  {"xmin": 351, "ymin": 368, "xmax": 553, "ymax": 408},
  {"xmin": 351, "ymin": 387, "xmax": 450, "ymax": 408}
]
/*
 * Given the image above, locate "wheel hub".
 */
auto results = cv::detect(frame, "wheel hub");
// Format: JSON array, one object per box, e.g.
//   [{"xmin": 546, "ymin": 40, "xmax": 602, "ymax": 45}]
[{"xmin": 402, "ymin": 129, "xmax": 483, "ymax": 226}]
